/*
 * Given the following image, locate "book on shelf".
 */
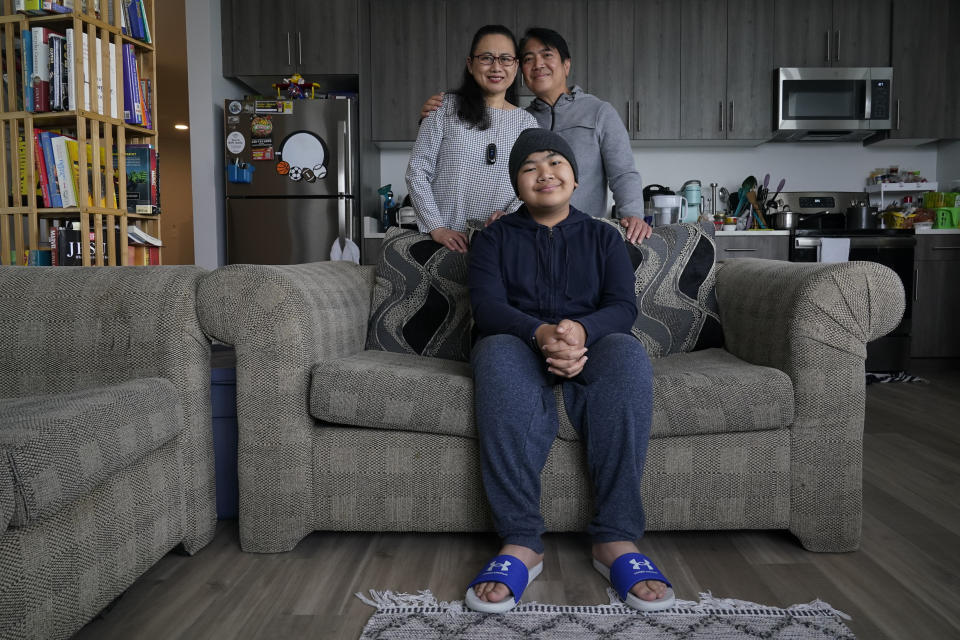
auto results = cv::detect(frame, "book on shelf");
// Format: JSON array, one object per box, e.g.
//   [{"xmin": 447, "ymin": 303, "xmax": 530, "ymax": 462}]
[
  {"xmin": 49, "ymin": 32, "xmax": 66, "ymax": 111},
  {"xmin": 123, "ymin": 0, "xmax": 151, "ymax": 43},
  {"xmin": 43, "ymin": 2, "xmax": 75, "ymax": 13},
  {"xmin": 64, "ymin": 138, "xmax": 118, "ymax": 208},
  {"xmin": 17, "ymin": 134, "xmax": 43, "ymax": 203},
  {"xmin": 32, "ymin": 131, "xmax": 51, "ymax": 206},
  {"xmin": 39, "ymin": 130, "xmax": 66, "ymax": 207},
  {"xmin": 22, "ymin": 29, "xmax": 33, "ymax": 112},
  {"xmin": 28, "ymin": 248, "xmax": 52, "ymax": 266},
  {"xmin": 121, "ymin": 43, "xmax": 141, "ymax": 124},
  {"xmin": 114, "ymin": 143, "xmax": 158, "ymax": 214},
  {"xmin": 50, "ymin": 134, "xmax": 77, "ymax": 207},
  {"xmin": 16, "ymin": 1, "xmax": 46, "ymax": 15},
  {"xmin": 31, "ymin": 27, "xmax": 53, "ymax": 112},
  {"xmin": 127, "ymin": 243, "xmax": 159, "ymax": 265},
  {"xmin": 127, "ymin": 224, "xmax": 161, "ymax": 247}
]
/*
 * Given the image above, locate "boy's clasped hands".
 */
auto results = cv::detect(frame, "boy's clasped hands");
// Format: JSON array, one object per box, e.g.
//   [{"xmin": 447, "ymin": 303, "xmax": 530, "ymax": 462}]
[{"xmin": 535, "ymin": 319, "xmax": 587, "ymax": 378}]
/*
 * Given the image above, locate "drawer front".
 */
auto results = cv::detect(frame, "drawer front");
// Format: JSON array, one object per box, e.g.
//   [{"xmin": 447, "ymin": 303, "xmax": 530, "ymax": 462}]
[
  {"xmin": 715, "ymin": 236, "xmax": 789, "ymax": 261},
  {"xmin": 916, "ymin": 234, "xmax": 960, "ymax": 261}
]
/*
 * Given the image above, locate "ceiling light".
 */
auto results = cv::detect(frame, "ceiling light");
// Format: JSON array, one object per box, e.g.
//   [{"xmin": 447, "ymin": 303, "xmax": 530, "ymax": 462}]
[{"xmin": 174, "ymin": 124, "xmax": 189, "ymax": 130}]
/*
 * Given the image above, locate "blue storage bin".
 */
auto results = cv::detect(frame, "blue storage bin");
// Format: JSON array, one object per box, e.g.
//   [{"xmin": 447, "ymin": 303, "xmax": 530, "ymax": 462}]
[{"xmin": 211, "ymin": 367, "xmax": 238, "ymax": 519}]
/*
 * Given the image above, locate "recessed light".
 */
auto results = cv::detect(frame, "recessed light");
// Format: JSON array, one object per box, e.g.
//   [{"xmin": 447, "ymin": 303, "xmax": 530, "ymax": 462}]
[{"xmin": 174, "ymin": 124, "xmax": 189, "ymax": 130}]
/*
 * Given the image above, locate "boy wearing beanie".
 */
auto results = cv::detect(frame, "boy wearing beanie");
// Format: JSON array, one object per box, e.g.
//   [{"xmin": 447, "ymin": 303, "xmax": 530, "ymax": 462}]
[{"xmin": 465, "ymin": 128, "xmax": 673, "ymax": 613}]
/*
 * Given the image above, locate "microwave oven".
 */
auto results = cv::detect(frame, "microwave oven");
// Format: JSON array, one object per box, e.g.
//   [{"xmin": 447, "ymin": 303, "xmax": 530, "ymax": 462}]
[{"xmin": 773, "ymin": 67, "xmax": 893, "ymax": 142}]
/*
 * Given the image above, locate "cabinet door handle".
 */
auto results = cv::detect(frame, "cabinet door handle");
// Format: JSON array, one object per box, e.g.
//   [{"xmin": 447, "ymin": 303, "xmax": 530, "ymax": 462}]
[
  {"xmin": 635, "ymin": 102, "xmax": 640, "ymax": 133},
  {"xmin": 729, "ymin": 100, "xmax": 734, "ymax": 133},
  {"xmin": 913, "ymin": 267, "xmax": 918, "ymax": 302},
  {"xmin": 932, "ymin": 246, "xmax": 960, "ymax": 250},
  {"xmin": 825, "ymin": 30, "xmax": 830, "ymax": 62},
  {"xmin": 896, "ymin": 99, "xmax": 901, "ymax": 130},
  {"xmin": 626, "ymin": 101, "xmax": 631, "ymax": 132},
  {"xmin": 724, "ymin": 248, "xmax": 758, "ymax": 252},
  {"xmin": 286, "ymin": 32, "xmax": 291, "ymax": 67},
  {"xmin": 719, "ymin": 101, "xmax": 724, "ymax": 131},
  {"xmin": 298, "ymin": 32, "xmax": 302, "ymax": 65},
  {"xmin": 835, "ymin": 30, "xmax": 840, "ymax": 62}
]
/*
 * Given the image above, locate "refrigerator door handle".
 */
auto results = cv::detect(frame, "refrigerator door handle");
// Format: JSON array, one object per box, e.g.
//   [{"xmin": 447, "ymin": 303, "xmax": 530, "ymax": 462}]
[{"xmin": 337, "ymin": 120, "xmax": 348, "ymax": 249}]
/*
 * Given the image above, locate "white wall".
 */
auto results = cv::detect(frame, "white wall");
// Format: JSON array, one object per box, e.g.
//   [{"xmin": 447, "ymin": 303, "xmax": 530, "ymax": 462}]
[
  {"xmin": 186, "ymin": 0, "xmax": 247, "ymax": 268},
  {"xmin": 380, "ymin": 142, "xmax": 940, "ymax": 216},
  {"xmin": 937, "ymin": 141, "xmax": 960, "ymax": 191}
]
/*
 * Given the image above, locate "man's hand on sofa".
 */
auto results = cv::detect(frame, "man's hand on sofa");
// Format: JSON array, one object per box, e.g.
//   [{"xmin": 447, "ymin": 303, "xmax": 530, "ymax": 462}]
[{"xmin": 538, "ymin": 320, "xmax": 588, "ymax": 378}]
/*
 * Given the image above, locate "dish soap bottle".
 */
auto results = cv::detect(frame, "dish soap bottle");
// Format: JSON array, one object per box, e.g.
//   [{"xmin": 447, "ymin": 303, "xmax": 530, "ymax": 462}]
[{"xmin": 377, "ymin": 184, "xmax": 395, "ymax": 232}]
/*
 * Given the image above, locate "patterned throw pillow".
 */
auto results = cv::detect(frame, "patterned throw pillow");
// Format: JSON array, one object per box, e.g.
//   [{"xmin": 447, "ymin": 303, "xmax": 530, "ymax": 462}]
[
  {"xmin": 365, "ymin": 227, "xmax": 472, "ymax": 362},
  {"xmin": 599, "ymin": 219, "xmax": 724, "ymax": 358}
]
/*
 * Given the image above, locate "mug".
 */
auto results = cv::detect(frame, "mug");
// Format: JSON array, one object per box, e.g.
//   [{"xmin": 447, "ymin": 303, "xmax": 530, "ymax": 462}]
[{"xmin": 934, "ymin": 207, "xmax": 960, "ymax": 229}]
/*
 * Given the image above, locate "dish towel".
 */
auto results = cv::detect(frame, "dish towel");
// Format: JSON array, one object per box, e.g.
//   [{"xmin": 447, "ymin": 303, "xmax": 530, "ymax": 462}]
[
  {"xmin": 330, "ymin": 238, "xmax": 361, "ymax": 263},
  {"xmin": 819, "ymin": 237, "xmax": 850, "ymax": 263}
]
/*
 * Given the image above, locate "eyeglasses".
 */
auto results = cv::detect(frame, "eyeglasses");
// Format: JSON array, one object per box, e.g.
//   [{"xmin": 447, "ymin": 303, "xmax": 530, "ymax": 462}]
[{"xmin": 471, "ymin": 53, "xmax": 518, "ymax": 67}]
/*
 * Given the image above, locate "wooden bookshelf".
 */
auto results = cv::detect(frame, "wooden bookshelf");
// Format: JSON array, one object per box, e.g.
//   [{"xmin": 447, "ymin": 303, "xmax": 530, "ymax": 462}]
[{"xmin": 0, "ymin": 0, "xmax": 159, "ymax": 266}]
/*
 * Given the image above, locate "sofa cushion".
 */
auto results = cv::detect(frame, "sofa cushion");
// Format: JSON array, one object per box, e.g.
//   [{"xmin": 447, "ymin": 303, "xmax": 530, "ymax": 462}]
[
  {"xmin": 311, "ymin": 348, "xmax": 793, "ymax": 440},
  {"xmin": 0, "ymin": 377, "xmax": 183, "ymax": 527},
  {"xmin": 311, "ymin": 350, "xmax": 474, "ymax": 438},
  {"xmin": 599, "ymin": 219, "xmax": 724, "ymax": 358},
  {"xmin": 651, "ymin": 348, "xmax": 794, "ymax": 438},
  {"xmin": 365, "ymin": 227, "xmax": 473, "ymax": 362}
]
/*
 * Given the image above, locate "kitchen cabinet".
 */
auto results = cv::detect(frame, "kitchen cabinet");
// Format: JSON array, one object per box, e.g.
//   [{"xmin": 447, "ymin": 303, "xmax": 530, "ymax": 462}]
[
  {"xmin": 221, "ymin": 0, "xmax": 359, "ymax": 76},
  {"xmin": 714, "ymin": 234, "xmax": 789, "ymax": 261},
  {"xmin": 369, "ymin": 0, "xmax": 446, "ymax": 141},
  {"xmin": 773, "ymin": 0, "xmax": 891, "ymax": 68},
  {"xmin": 681, "ymin": 0, "xmax": 774, "ymax": 141},
  {"xmin": 587, "ymin": 0, "xmax": 681, "ymax": 140},
  {"xmin": 444, "ymin": 2, "xmax": 518, "ymax": 91},
  {"xmin": 883, "ymin": 0, "xmax": 951, "ymax": 141},
  {"xmin": 912, "ymin": 234, "xmax": 960, "ymax": 358},
  {"xmin": 516, "ymin": 1, "xmax": 589, "ymax": 98}
]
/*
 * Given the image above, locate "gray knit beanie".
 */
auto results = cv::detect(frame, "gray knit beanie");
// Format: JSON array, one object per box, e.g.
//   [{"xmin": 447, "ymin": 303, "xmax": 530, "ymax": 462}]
[{"xmin": 508, "ymin": 128, "xmax": 579, "ymax": 196}]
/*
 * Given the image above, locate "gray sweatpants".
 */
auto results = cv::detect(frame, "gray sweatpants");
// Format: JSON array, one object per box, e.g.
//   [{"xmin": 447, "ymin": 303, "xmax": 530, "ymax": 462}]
[{"xmin": 472, "ymin": 332, "xmax": 654, "ymax": 554}]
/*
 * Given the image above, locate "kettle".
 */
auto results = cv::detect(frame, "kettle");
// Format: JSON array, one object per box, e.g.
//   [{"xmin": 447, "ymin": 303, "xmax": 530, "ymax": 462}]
[{"xmin": 680, "ymin": 180, "xmax": 703, "ymax": 222}]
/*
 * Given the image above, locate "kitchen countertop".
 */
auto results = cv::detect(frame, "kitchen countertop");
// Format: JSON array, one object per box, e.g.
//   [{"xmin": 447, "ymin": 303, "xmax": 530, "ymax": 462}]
[{"xmin": 915, "ymin": 228, "xmax": 960, "ymax": 234}]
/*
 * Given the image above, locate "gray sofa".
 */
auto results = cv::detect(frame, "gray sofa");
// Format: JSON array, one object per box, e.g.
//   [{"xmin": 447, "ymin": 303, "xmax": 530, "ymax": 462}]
[
  {"xmin": 196, "ymin": 256, "xmax": 903, "ymax": 555},
  {"xmin": 0, "ymin": 266, "xmax": 217, "ymax": 640}
]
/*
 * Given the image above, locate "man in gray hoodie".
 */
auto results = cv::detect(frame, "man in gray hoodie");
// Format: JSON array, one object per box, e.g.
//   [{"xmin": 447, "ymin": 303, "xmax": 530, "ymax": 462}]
[{"xmin": 421, "ymin": 27, "xmax": 651, "ymax": 244}]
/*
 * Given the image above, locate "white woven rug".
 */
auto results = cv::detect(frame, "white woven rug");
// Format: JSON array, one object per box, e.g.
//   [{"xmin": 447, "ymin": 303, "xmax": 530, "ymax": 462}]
[{"xmin": 356, "ymin": 589, "xmax": 855, "ymax": 639}]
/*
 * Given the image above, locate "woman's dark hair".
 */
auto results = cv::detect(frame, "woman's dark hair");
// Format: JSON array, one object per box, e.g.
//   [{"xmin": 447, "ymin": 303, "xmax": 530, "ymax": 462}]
[
  {"xmin": 519, "ymin": 27, "xmax": 572, "ymax": 61},
  {"xmin": 452, "ymin": 24, "xmax": 520, "ymax": 130}
]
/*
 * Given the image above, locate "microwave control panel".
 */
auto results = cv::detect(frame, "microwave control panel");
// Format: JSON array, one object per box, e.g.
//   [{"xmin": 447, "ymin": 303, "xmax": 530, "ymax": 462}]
[{"xmin": 871, "ymin": 79, "xmax": 890, "ymax": 119}]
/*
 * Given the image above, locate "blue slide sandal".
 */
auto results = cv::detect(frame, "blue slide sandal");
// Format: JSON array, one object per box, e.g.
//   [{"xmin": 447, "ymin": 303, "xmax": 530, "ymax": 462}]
[
  {"xmin": 593, "ymin": 552, "xmax": 676, "ymax": 612},
  {"xmin": 465, "ymin": 554, "xmax": 543, "ymax": 613}
]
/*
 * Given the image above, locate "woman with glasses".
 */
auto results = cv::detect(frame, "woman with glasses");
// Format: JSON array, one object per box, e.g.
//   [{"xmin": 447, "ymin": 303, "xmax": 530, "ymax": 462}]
[{"xmin": 406, "ymin": 24, "xmax": 538, "ymax": 253}]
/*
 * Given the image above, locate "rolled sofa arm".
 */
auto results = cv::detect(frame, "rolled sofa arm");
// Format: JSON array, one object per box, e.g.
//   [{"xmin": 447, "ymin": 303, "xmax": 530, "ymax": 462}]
[
  {"xmin": 196, "ymin": 262, "xmax": 375, "ymax": 552},
  {"xmin": 715, "ymin": 258, "xmax": 904, "ymax": 551}
]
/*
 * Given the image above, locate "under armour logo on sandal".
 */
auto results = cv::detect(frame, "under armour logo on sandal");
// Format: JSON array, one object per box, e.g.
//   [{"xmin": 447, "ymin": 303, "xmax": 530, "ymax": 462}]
[
  {"xmin": 630, "ymin": 558, "xmax": 654, "ymax": 573},
  {"xmin": 487, "ymin": 560, "xmax": 512, "ymax": 572}
]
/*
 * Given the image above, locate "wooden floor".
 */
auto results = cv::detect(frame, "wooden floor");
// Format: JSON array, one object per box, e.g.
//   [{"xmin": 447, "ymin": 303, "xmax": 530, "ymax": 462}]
[{"xmin": 74, "ymin": 362, "xmax": 960, "ymax": 640}]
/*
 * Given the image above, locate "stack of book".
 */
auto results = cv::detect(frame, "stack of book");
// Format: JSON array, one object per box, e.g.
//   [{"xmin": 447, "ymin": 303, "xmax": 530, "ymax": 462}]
[
  {"xmin": 15, "ymin": 1, "xmax": 73, "ymax": 16},
  {"xmin": 122, "ymin": 43, "xmax": 152, "ymax": 127},
  {"xmin": 122, "ymin": 0, "xmax": 152, "ymax": 44},
  {"xmin": 126, "ymin": 224, "xmax": 161, "ymax": 265},
  {"xmin": 31, "ymin": 128, "xmax": 119, "ymax": 208}
]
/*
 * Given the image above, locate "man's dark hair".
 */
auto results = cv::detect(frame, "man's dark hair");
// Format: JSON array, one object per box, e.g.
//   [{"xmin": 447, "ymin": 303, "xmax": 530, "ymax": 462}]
[
  {"xmin": 519, "ymin": 27, "xmax": 571, "ymax": 61},
  {"xmin": 451, "ymin": 24, "xmax": 520, "ymax": 131}
]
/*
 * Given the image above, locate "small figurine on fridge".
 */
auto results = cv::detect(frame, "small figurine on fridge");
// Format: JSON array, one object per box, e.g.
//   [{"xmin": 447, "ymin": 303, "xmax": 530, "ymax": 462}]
[{"xmin": 272, "ymin": 73, "xmax": 321, "ymax": 100}]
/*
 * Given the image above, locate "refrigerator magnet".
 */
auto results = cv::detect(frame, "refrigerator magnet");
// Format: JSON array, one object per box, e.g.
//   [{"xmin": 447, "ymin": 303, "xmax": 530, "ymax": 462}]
[
  {"xmin": 226, "ymin": 131, "xmax": 245, "ymax": 154},
  {"xmin": 302, "ymin": 168, "xmax": 316, "ymax": 183},
  {"xmin": 276, "ymin": 161, "xmax": 290, "ymax": 175},
  {"xmin": 251, "ymin": 116, "xmax": 273, "ymax": 136},
  {"xmin": 252, "ymin": 148, "xmax": 274, "ymax": 161},
  {"xmin": 228, "ymin": 100, "xmax": 242, "ymax": 115},
  {"xmin": 276, "ymin": 131, "xmax": 328, "ymax": 181}
]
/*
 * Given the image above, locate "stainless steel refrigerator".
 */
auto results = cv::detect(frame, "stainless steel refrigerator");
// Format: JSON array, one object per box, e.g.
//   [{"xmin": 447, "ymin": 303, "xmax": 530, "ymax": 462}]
[{"xmin": 223, "ymin": 97, "xmax": 358, "ymax": 264}]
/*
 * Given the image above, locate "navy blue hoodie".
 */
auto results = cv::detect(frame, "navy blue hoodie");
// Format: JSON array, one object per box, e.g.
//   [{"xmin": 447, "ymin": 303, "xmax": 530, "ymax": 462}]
[{"xmin": 468, "ymin": 205, "xmax": 637, "ymax": 348}]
